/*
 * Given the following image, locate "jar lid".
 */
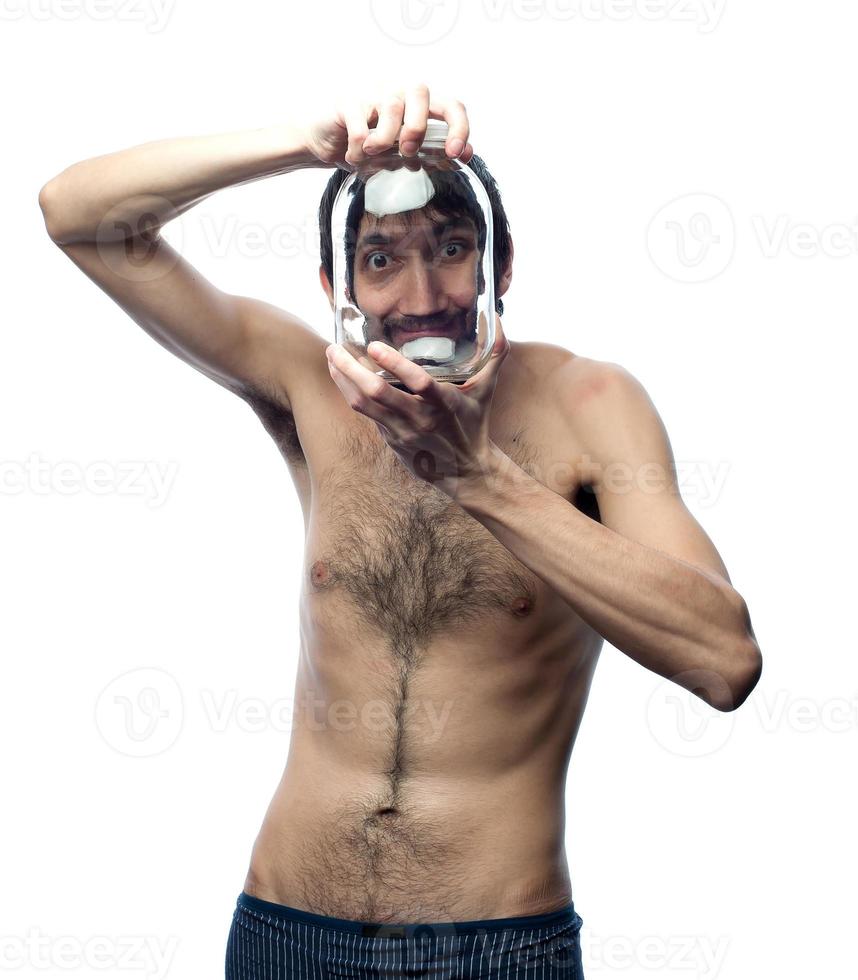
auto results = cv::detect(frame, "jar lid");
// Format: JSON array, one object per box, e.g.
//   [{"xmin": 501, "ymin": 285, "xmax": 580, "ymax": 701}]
[
  {"xmin": 367, "ymin": 119, "xmax": 450, "ymax": 148},
  {"xmin": 421, "ymin": 120, "xmax": 449, "ymax": 145}
]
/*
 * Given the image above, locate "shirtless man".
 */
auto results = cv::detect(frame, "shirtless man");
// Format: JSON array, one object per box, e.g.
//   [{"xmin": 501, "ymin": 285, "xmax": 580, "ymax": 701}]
[{"xmin": 39, "ymin": 86, "xmax": 762, "ymax": 979}]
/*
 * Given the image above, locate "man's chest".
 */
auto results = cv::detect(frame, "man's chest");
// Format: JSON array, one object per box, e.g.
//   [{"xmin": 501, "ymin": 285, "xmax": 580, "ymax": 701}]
[
  {"xmin": 275, "ymin": 341, "xmax": 592, "ymax": 495},
  {"xmin": 246, "ymin": 348, "xmax": 601, "ymax": 642}
]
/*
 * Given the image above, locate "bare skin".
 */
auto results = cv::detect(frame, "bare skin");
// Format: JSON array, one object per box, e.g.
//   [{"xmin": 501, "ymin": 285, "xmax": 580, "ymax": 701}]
[
  {"xmin": 241, "ymin": 336, "xmax": 601, "ymax": 921},
  {"xmin": 39, "ymin": 86, "xmax": 760, "ymax": 924}
]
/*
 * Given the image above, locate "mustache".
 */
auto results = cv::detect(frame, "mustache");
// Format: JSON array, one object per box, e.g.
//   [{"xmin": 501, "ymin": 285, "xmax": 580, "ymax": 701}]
[{"xmin": 384, "ymin": 312, "xmax": 464, "ymax": 333}]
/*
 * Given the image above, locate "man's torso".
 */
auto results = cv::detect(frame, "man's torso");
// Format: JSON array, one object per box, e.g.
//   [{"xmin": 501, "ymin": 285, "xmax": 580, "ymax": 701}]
[{"xmin": 239, "ymin": 335, "xmax": 605, "ymax": 923}]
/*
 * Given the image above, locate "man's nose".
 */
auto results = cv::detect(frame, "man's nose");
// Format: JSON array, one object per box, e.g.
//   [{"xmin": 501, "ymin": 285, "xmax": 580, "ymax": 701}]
[{"xmin": 399, "ymin": 258, "xmax": 444, "ymax": 316}]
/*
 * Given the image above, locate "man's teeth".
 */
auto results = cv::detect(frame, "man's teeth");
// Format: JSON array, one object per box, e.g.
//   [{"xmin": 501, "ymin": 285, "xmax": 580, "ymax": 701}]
[{"xmin": 397, "ymin": 336, "xmax": 456, "ymax": 363}]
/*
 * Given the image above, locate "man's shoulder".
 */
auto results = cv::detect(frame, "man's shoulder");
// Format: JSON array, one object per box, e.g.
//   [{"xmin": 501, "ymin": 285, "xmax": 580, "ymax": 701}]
[
  {"xmin": 511, "ymin": 342, "xmax": 655, "ymax": 457},
  {"xmin": 508, "ymin": 340, "xmax": 635, "ymax": 403}
]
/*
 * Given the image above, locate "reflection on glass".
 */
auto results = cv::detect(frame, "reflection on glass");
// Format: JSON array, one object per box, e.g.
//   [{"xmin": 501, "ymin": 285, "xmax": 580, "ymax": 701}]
[{"xmin": 331, "ymin": 126, "xmax": 496, "ymax": 390}]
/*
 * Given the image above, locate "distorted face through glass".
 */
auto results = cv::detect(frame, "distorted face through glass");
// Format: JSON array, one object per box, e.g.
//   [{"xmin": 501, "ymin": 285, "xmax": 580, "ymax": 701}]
[
  {"xmin": 351, "ymin": 206, "xmax": 480, "ymax": 365},
  {"xmin": 337, "ymin": 160, "xmax": 490, "ymax": 372}
]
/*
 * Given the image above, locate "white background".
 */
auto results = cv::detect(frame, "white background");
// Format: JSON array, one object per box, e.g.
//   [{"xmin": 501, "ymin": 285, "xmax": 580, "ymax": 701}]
[{"xmin": 2, "ymin": 0, "xmax": 855, "ymax": 977}]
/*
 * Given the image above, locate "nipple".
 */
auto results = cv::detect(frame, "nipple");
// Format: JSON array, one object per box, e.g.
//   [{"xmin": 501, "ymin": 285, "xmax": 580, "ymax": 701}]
[
  {"xmin": 510, "ymin": 595, "xmax": 534, "ymax": 618},
  {"xmin": 310, "ymin": 560, "xmax": 331, "ymax": 587}
]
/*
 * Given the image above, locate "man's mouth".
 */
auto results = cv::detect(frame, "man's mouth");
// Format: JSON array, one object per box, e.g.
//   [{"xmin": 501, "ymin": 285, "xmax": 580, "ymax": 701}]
[{"xmin": 388, "ymin": 322, "xmax": 460, "ymax": 348}]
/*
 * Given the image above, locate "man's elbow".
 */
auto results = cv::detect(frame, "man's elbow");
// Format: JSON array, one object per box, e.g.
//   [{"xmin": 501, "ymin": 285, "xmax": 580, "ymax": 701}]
[
  {"xmin": 38, "ymin": 178, "xmax": 70, "ymax": 244},
  {"xmin": 713, "ymin": 638, "xmax": 763, "ymax": 712}
]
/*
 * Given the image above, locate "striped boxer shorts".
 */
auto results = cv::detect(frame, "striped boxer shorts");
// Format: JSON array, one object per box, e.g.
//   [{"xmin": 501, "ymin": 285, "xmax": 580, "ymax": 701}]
[{"xmin": 225, "ymin": 890, "xmax": 585, "ymax": 978}]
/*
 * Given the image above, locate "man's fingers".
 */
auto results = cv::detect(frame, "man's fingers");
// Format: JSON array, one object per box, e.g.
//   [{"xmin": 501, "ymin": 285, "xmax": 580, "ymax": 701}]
[
  {"xmin": 342, "ymin": 90, "xmax": 470, "ymax": 161},
  {"xmin": 429, "ymin": 97, "xmax": 470, "ymax": 158},
  {"xmin": 399, "ymin": 83, "xmax": 431, "ymax": 157},
  {"xmin": 367, "ymin": 342, "xmax": 456, "ymax": 410},
  {"xmin": 328, "ymin": 345, "xmax": 420, "ymax": 421},
  {"xmin": 342, "ymin": 104, "xmax": 373, "ymax": 166},
  {"xmin": 363, "ymin": 96, "xmax": 406, "ymax": 154}
]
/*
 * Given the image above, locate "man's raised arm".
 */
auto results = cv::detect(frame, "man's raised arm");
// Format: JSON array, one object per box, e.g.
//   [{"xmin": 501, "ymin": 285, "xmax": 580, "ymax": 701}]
[
  {"xmin": 36, "ymin": 92, "xmax": 473, "ymax": 404},
  {"xmin": 37, "ymin": 123, "xmax": 331, "ymax": 403}
]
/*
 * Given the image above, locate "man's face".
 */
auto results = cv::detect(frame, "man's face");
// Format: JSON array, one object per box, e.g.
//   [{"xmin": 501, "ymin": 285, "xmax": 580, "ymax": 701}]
[{"xmin": 351, "ymin": 208, "xmax": 480, "ymax": 356}]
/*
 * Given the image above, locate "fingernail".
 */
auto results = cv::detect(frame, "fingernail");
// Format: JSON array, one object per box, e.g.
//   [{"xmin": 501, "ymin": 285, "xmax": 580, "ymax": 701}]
[
  {"xmin": 448, "ymin": 138, "xmax": 464, "ymax": 157},
  {"xmin": 400, "ymin": 140, "xmax": 419, "ymax": 156}
]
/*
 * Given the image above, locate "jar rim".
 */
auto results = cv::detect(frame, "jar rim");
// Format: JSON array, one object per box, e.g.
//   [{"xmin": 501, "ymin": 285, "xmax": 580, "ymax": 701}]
[{"xmin": 367, "ymin": 119, "xmax": 449, "ymax": 148}]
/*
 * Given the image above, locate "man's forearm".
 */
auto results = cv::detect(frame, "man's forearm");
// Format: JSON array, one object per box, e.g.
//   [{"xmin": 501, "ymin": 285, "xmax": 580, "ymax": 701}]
[
  {"xmin": 450, "ymin": 444, "xmax": 761, "ymax": 710},
  {"xmin": 39, "ymin": 124, "xmax": 315, "ymax": 244}
]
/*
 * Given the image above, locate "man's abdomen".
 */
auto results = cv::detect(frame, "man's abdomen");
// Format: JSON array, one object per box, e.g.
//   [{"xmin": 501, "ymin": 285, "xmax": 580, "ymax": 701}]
[
  {"xmin": 243, "ymin": 751, "xmax": 576, "ymax": 923},
  {"xmin": 241, "ymin": 624, "xmax": 596, "ymax": 924}
]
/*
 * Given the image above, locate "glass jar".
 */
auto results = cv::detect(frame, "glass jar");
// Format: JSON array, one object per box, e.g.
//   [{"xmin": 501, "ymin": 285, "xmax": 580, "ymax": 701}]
[{"xmin": 330, "ymin": 120, "xmax": 496, "ymax": 390}]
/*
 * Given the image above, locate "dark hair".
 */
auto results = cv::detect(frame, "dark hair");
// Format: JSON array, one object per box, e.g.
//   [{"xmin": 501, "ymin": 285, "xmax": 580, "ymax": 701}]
[{"xmin": 318, "ymin": 153, "xmax": 512, "ymax": 316}]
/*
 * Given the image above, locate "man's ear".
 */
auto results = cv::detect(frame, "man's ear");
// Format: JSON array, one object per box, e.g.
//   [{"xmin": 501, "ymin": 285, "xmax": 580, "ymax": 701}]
[
  {"xmin": 319, "ymin": 264, "xmax": 335, "ymax": 312},
  {"xmin": 497, "ymin": 236, "xmax": 514, "ymax": 300}
]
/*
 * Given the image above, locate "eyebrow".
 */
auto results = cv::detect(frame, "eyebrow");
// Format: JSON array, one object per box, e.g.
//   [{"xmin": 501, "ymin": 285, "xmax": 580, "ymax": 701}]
[{"xmin": 357, "ymin": 220, "xmax": 476, "ymax": 252}]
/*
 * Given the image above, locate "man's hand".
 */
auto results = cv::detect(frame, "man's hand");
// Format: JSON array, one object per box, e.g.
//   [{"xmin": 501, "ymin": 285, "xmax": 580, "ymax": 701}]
[
  {"xmin": 302, "ymin": 84, "xmax": 475, "ymax": 170},
  {"xmin": 326, "ymin": 316, "xmax": 510, "ymax": 495}
]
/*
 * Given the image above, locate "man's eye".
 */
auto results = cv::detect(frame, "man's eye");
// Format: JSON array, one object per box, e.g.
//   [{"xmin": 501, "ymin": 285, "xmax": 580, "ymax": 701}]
[
  {"xmin": 366, "ymin": 252, "xmax": 390, "ymax": 270},
  {"xmin": 439, "ymin": 242, "xmax": 468, "ymax": 258}
]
